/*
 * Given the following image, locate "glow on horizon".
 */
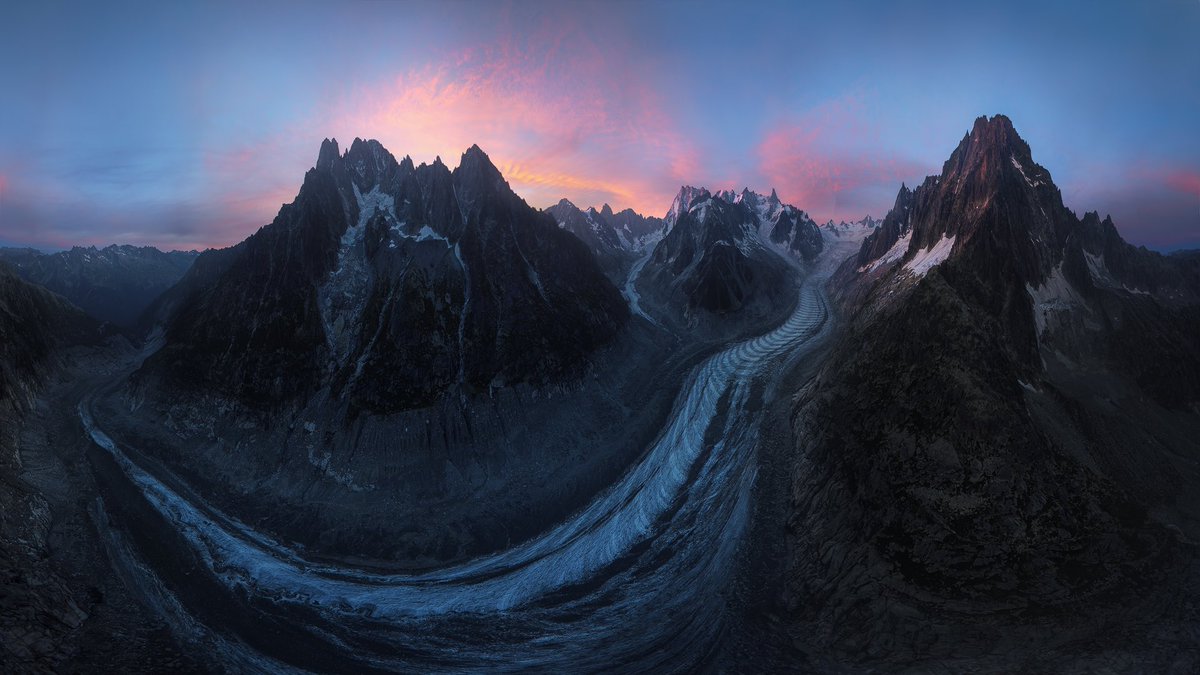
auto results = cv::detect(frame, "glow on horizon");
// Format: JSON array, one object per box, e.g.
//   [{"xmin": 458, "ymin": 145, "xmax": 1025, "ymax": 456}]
[{"xmin": 0, "ymin": 1, "xmax": 1197, "ymax": 252}]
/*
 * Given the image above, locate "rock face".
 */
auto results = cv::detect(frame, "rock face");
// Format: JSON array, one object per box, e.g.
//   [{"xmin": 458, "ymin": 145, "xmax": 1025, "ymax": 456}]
[
  {"xmin": 544, "ymin": 199, "xmax": 664, "ymax": 282},
  {"xmin": 782, "ymin": 115, "xmax": 1200, "ymax": 668},
  {"xmin": 0, "ymin": 245, "xmax": 198, "ymax": 327},
  {"xmin": 0, "ymin": 263, "xmax": 105, "ymax": 671},
  {"xmin": 640, "ymin": 186, "xmax": 819, "ymax": 324},
  {"xmin": 138, "ymin": 139, "xmax": 629, "ymax": 414}
]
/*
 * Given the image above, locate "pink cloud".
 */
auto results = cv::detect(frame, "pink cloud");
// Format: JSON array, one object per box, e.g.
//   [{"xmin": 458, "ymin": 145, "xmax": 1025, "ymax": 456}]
[
  {"xmin": 1163, "ymin": 169, "xmax": 1200, "ymax": 196},
  {"xmin": 199, "ymin": 136, "xmax": 311, "ymax": 248},
  {"xmin": 313, "ymin": 23, "xmax": 698, "ymax": 218},
  {"xmin": 756, "ymin": 95, "xmax": 926, "ymax": 221}
]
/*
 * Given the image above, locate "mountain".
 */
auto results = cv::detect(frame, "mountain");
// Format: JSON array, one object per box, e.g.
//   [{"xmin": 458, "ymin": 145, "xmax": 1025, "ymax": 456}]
[
  {"xmin": 820, "ymin": 214, "xmax": 879, "ymax": 237},
  {"xmin": 779, "ymin": 115, "xmax": 1200, "ymax": 667},
  {"xmin": 138, "ymin": 139, "xmax": 629, "ymax": 414},
  {"xmin": 544, "ymin": 199, "xmax": 664, "ymax": 282},
  {"xmin": 96, "ymin": 139, "xmax": 666, "ymax": 567},
  {"xmin": 721, "ymin": 188, "xmax": 824, "ymax": 261},
  {"xmin": 599, "ymin": 202, "xmax": 665, "ymax": 241},
  {"xmin": 0, "ymin": 245, "xmax": 198, "ymax": 327},
  {"xmin": 638, "ymin": 186, "xmax": 820, "ymax": 326}
]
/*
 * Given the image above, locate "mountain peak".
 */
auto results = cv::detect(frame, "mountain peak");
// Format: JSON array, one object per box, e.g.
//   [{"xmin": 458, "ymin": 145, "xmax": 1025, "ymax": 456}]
[
  {"xmin": 344, "ymin": 138, "xmax": 400, "ymax": 183},
  {"xmin": 972, "ymin": 114, "xmax": 1024, "ymax": 152},
  {"xmin": 600, "ymin": 203, "xmax": 614, "ymax": 218},
  {"xmin": 456, "ymin": 144, "xmax": 502, "ymax": 181},
  {"xmin": 346, "ymin": 137, "xmax": 385, "ymax": 157},
  {"xmin": 461, "ymin": 143, "xmax": 490, "ymax": 163},
  {"xmin": 856, "ymin": 114, "xmax": 1072, "ymax": 288},
  {"xmin": 666, "ymin": 185, "xmax": 712, "ymax": 223},
  {"xmin": 943, "ymin": 113, "xmax": 1034, "ymax": 179},
  {"xmin": 317, "ymin": 138, "xmax": 340, "ymax": 170}
]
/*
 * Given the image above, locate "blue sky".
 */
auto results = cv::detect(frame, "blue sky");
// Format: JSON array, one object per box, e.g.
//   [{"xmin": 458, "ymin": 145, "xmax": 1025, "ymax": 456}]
[{"xmin": 1, "ymin": 0, "xmax": 1197, "ymax": 251}]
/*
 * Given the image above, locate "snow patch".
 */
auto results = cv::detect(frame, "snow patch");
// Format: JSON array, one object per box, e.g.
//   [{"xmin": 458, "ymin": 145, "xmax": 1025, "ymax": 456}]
[
  {"xmin": 1083, "ymin": 251, "xmax": 1114, "ymax": 286},
  {"xmin": 1026, "ymin": 263, "xmax": 1086, "ymax": 336},
  {"xmin": 318, "ymin": 184, "xmax": 393, "ymax": 366},
  {"xmin": 902, "ymin": 234, "xmax": 956, "ymax": 277},
  {"xmin": 1011, "ymin": 156, "xmax": 1042, "ymax": 188},
  {"xmin": 858, "ymin": 230, "xmax": 911, "ymax": 273}
]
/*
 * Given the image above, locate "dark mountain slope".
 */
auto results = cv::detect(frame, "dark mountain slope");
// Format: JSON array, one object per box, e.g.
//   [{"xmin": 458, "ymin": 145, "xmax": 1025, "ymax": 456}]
[
  {"xmin": 136, "ymin": 240, "xmax": 246, "ymax": 335},
  {"xmin": 778, "ymin": 115, "xmax": 1200, "ymax": 669}
]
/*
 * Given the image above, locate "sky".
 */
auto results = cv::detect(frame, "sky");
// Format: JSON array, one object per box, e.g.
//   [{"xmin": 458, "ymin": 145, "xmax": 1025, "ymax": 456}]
[{"xmin": 0, "ymin": 0, "xmax": 1197, "ymax": 252}]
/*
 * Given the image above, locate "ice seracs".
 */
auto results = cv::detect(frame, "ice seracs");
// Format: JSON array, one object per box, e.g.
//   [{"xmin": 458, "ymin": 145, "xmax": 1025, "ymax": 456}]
[{"xmin": 319, "ymin": 182, "xmax": 393, "ymax": 365}]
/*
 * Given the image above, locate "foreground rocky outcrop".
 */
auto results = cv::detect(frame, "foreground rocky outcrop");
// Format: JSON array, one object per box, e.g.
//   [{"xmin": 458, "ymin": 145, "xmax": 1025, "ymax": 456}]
[{"xmin": 779, "ymin": 115, "xmax": 1200, "ymax": 670}]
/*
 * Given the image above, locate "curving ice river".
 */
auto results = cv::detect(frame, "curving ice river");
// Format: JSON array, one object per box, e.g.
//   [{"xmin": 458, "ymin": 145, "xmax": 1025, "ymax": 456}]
[{"xmin": 81, "ymin": 259, "xmax": 840, "ymax": 673}]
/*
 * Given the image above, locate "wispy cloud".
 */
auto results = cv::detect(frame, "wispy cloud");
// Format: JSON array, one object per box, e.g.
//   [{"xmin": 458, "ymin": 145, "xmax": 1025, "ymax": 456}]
[
  {"xmin": 755, "ymin": 94, "xmax": 928, "ymax": 222},
  {"xmin": 1163, "ymin": 168, "xmax": 1200, "ymax": 197},
  {"xmin": 316, "ymin": 22, "xmax": 699, "ymax": 217}
]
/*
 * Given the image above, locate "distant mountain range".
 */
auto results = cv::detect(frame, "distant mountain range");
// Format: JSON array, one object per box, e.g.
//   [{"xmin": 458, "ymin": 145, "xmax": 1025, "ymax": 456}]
[
  {"xmin": 0, "ymin": 245, "xmax": 198, "ymax": 327},
  {"xmin": 635, "ymin": 186, "xmax": 821, "ymax": 328},
  {"xmin": 545, "ymin": 199, "xmax": 664, "ymax": 282},
  {"xmin": 820, "ymin": 214, "xmax": 880, "ymax": 236}
]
